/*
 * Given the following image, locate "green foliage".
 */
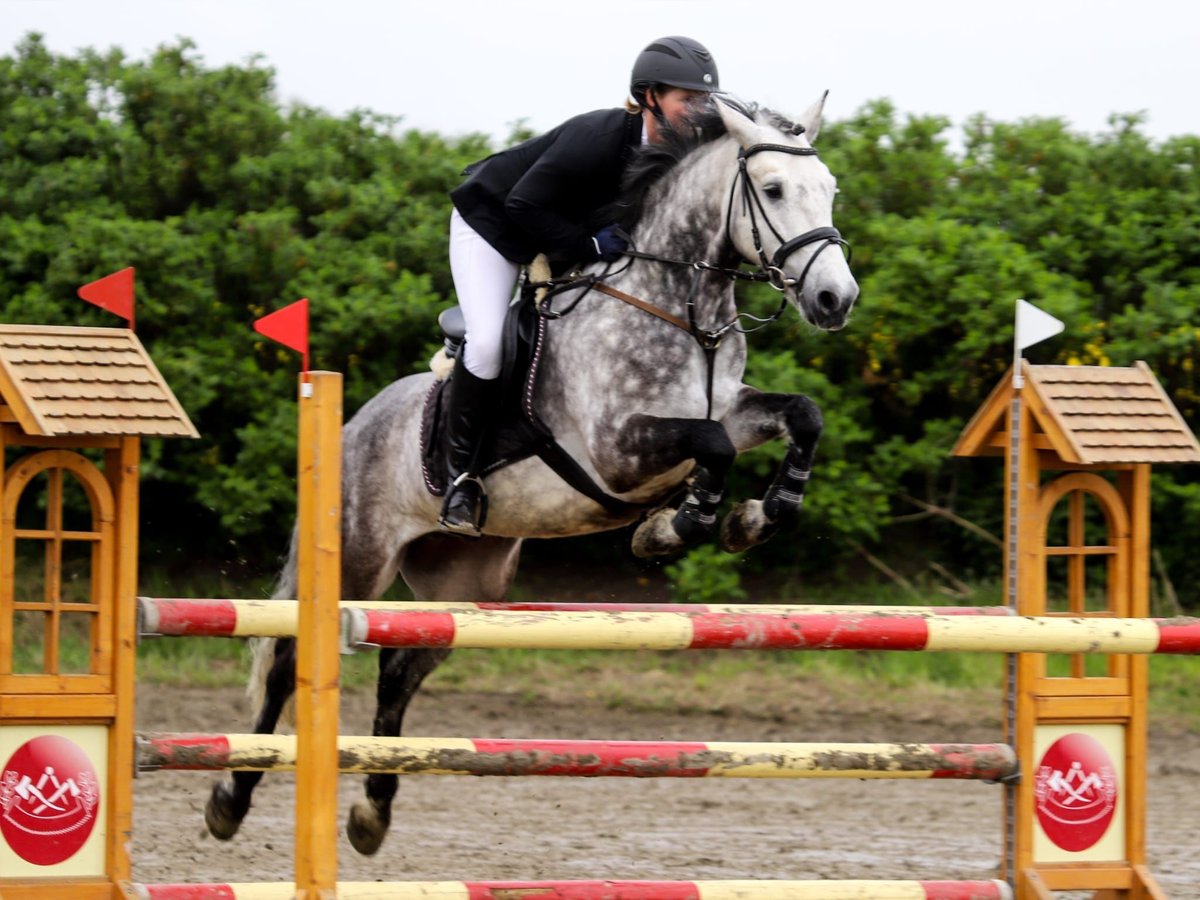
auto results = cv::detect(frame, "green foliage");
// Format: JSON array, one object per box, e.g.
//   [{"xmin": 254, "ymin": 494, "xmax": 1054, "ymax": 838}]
[
  {"xmin": 777, "ymin": 100, "xmax": 1200, "ymax": 595},
  {"xmin": 0, "ymin": 34, "xmax": 489, "ymax": 559},
  {"xmin": 3, "ymin": 35, "xmax": 1200, "ymax": 608},
  {"xmin": 664, "ymin": 545, "xmax": 747, "ymax": 604}
]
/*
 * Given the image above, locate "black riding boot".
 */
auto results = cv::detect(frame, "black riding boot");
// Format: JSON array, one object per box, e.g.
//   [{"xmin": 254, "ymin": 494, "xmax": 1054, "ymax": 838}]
[{"xmin": 438, "ymin": 358, "xmax": 499, "ymax": 536}]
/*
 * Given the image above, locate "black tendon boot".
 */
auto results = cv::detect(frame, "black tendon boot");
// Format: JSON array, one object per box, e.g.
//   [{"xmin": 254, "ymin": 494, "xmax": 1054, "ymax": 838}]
[{"xmin": 438, "ymin": 358, "xmax": 500, "ymax": 535}]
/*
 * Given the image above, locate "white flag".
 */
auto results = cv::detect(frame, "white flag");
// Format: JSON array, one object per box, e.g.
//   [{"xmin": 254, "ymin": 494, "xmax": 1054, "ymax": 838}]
[
  {"xmin": 1012, "ymin": 298, "xmax": 1065, "ymax": 387},
  {"xmin": 1015, "ymin": 298, "xmax": 1064, "ymax": 351}
]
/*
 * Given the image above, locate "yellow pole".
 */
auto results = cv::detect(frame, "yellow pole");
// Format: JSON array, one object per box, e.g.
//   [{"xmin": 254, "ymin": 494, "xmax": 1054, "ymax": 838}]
[
  {"xmin": 1122, "ymin": 464, "xmax": 1154, "ymax": 889},
  {"xmin": 294, "ymin": 372, "xmax": 342, "ymax": 899},
  {"xmin": 108, "ymin": 437, "xmax": 139, "ymax": 895}
]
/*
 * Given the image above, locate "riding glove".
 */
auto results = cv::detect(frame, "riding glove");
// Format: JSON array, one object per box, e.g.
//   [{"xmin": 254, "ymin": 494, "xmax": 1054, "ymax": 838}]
[{"xmin": 588, "ymin": 224, "xmax": 628, "ymax": 262}]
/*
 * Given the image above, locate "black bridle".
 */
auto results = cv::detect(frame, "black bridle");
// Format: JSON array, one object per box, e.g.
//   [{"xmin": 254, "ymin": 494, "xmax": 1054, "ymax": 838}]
[{"xmin": 729, "ymin": 142, "xmax": 851, "ymax": 294}]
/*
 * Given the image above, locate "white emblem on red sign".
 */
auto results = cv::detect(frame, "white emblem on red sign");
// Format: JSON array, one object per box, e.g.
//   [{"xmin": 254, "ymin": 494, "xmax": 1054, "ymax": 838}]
[
  {"xmin": 1034, "ymin": 732, "xmax": 1118, "ymax": 852},
  {"xmin": 1, "ymin": 735, "xmax": 100, "ymax": 866}
]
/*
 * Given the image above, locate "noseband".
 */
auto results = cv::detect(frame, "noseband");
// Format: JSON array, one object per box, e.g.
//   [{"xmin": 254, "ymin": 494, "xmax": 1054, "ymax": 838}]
[{"xmin": 729, "ymin": 142, "xmax": 851, "ymax": 292}]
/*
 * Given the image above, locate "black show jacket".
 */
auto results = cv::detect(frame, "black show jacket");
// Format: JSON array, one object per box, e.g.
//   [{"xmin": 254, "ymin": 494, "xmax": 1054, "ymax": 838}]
[{"xmin": 450, "ymin": 108, "xmax": 643, "ymax": 264}]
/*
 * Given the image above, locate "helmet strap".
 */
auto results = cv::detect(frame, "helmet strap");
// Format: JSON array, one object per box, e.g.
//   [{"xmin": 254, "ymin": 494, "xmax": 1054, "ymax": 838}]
[{"xmin": 642, "ymin": 85, "xmax": 669, "ymax": 127}]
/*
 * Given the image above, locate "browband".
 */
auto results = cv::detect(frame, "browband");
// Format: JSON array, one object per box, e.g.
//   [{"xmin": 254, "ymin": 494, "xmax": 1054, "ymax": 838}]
[{"xmin": 739, "ymin": 144, "xmax": 819, "ymax": 160}]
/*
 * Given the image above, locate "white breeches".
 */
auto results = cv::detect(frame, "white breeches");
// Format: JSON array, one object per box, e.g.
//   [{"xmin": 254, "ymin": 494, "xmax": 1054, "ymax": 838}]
[{"xmin": 449, "ymin": 208, "xmax": 520, "ymax": 380}]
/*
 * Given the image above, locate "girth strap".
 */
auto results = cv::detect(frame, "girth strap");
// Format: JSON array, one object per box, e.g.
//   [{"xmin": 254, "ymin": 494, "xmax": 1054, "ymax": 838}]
[{"xmin": 531, "ymin": 437, "xmax": 639, "ymax": 517}]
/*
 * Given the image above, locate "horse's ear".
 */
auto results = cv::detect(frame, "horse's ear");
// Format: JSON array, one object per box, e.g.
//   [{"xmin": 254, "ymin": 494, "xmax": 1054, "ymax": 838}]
[
  {"xmin": 715, "ymin": 94, "xmax": 759, "ymax": 144},
  {"xmin": 797, "ymin": 91, "xmax": 829, "ymax": 143}
]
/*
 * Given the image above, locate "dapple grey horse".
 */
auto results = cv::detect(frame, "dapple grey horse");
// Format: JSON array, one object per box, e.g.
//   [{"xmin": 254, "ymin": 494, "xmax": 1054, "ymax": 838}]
[{"xmin": 205, "ymin": 95, "xmax": 859, "ymax": 854}]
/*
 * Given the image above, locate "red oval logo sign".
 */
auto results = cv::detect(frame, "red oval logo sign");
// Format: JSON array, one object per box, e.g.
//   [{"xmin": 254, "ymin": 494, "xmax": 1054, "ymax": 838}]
[
  {"xmin": 1034, "ymin": 732, "xmax": 1118, "ymax": 852},
  {"xmin": 0, "ymin": 735, "xmax": 100, "ymax": 865}
]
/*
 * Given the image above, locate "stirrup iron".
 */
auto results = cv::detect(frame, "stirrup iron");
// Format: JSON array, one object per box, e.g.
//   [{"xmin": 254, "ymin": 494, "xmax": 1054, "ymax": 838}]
[{"xmin": 438, "ymin": 473, "xmax": 488, "ymax": 536}]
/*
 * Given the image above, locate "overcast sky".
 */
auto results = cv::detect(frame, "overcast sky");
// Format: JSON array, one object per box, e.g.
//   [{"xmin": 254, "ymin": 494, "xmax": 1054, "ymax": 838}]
[{"xmin": 2, "ymin": 0, "xmax": 1196, "ymax": 149}]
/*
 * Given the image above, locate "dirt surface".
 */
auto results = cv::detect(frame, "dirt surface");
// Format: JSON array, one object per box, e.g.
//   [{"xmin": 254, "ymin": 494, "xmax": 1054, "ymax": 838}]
[{"xmin": 132, "ymin": 676, "xmax": 1200, "ymax": 896}]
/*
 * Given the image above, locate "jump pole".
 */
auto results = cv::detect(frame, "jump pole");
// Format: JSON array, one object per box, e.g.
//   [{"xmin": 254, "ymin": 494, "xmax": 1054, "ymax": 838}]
[
  {"xmin": 136, "ymin": 879, "xmax": 1014, "ymax": 899},
  {"xmin": 136, "ymin": 733, "xmax": 1018, "ymax": 781},
  {"xmin": 135, "ymin": 598, "xmax": 1014, "ymax": 639},
  {"xmin": 339, "ymin": 607, "xmax": 1200, "ymax": 654},
  {"xmin": 293, "ymin": 371, "xmax": 342, "ymax": 900}
]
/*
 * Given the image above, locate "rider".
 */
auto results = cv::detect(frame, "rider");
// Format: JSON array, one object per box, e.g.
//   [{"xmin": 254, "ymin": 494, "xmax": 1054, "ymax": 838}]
[{"xmin": 439, "ymin": 35, "xmax": 721, "ymax": 535}]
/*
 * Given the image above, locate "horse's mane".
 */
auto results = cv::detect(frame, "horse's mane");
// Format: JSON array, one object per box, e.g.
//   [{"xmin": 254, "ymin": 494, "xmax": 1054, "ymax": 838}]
[
  {"xmin": 605, "ymin": 99, "xmax": 803, "ymax": 232},
  {"xmin": 604, "ymin": 105, "xmax": 729, "ymax": 230}
]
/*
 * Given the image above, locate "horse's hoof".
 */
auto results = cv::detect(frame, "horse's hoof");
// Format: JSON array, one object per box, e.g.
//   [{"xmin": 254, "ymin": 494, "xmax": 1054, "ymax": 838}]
[
  {"xmin": 631, "ymin": 507, "xmax": 686, "ymax": 558},
  {"xmin": 347, "ymin": 800, "xmax": 388, "ymax": 855},
  {"xmin": 204, "ymin": 781, "xmax": 246, "ymax": 841},
  {"xmin": 720, "ymin": 500, "xmax": 777, "ymax": 553}
]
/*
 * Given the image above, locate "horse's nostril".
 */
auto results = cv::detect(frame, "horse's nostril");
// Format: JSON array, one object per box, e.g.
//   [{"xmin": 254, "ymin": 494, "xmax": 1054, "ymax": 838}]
[{"xmin": 817, "ymin": 290, "xmax": 839, "ymax": 313}]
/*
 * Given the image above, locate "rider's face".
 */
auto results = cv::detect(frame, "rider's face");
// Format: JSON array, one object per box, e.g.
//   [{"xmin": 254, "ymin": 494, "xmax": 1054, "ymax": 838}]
[{"xmin": 647, "ymin": 87, "xmax": 711, "ymax": 138}]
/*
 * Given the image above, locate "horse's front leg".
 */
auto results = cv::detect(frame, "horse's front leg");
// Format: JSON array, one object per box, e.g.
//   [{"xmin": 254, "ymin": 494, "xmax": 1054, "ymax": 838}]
[
  {"xmin": 718, "ymin": 386, "xmax": 823, "ymax": 553},
  {"xmin": 606, "ymin": 415, "xmax": 735, "ymax": 558}
]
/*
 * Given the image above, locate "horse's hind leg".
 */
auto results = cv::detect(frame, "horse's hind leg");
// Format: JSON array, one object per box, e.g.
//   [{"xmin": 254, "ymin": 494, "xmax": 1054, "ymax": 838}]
[
  {"xmin": 346, "ymin": 532, "xmax": 522, "ymax": 855},
  {"xmin": 204, "ymin": 636, "xmax": 296, "ymax": 839},
  {"xmin": 345, "ymin": 645, "xmax": 450, "ymax": 855}
]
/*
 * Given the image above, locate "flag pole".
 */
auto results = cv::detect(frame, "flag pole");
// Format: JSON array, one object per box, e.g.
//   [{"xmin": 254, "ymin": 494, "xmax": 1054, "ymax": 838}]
[
  {"xmin": 1003, "ymin": 296, "xmax": 1064, "ymax": 880},
  {"xmin": 1004, "ymin": 321, "xmax": 1023, "ymax": 880}
]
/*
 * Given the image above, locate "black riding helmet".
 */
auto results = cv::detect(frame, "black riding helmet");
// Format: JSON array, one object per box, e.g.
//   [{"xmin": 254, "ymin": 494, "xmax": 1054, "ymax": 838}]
[{"xmin": 630, "ymin": 36, "xmax": 719, "ymax": 106}]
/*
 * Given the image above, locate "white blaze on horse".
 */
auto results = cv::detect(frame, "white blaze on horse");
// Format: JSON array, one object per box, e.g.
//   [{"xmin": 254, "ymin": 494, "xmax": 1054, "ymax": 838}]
[{"xmin": 205, "ymin": 95, "xmax": 859, "ymax": 854}]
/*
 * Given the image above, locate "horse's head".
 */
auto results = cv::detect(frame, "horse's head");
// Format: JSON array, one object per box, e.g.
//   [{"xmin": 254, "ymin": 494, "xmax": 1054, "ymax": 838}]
[{"xmin": 717, "ymin": 95, "xmax": 859, "ymax": 331}]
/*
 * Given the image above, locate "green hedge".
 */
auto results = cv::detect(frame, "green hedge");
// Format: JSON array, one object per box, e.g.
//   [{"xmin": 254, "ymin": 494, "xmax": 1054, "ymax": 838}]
[{"xmin": 3, "ymin": 35, "xmax": 1198, "ymax": 607}]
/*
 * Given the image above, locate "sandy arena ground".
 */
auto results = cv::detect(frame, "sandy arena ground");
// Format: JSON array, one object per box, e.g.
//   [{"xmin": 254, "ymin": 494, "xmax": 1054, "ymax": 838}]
[{"xmin": 131, "ymin": 672, "xmax": 1200, "ymax": 897}]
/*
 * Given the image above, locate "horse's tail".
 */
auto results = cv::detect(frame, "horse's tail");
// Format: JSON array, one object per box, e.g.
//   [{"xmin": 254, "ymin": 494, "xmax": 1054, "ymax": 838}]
[{"xmin": 248, "ymin": 526, "xmax": 300, "ymax": 728}]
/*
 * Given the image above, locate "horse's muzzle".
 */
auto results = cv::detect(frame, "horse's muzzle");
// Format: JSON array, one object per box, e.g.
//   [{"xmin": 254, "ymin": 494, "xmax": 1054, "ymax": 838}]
[
  {"xmin": 774, "ymin": 227, "xmax": 856, "ymax": 330},
  {"xmin": 797, "ymin": 280, "xmax": 859, "ymax": 331}
]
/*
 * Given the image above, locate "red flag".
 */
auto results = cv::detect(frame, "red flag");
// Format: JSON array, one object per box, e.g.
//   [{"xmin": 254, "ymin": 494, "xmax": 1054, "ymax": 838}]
[
  {"xmin": 78, "ymin": 267, "xmax": 136, "ymax": 328},
  {"xmin": 254, "ymin": 298, "xmax": 310, "ymax": 372}
]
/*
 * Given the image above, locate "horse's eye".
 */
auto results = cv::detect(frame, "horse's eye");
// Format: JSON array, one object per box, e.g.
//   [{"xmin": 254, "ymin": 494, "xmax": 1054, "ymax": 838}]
[{"xmin": 763, "ymin": 184, "xmax": 784, "ymax": 200}]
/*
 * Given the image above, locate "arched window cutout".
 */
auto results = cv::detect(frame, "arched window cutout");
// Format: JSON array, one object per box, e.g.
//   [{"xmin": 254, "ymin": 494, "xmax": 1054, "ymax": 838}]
[
  {"xmin": 1037, "ymin": 472, "xmax": 1131, "ymax": 682},
  {"xmin": 1, "ymin": 450, "xmax": 115, "ymax": 683}
]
